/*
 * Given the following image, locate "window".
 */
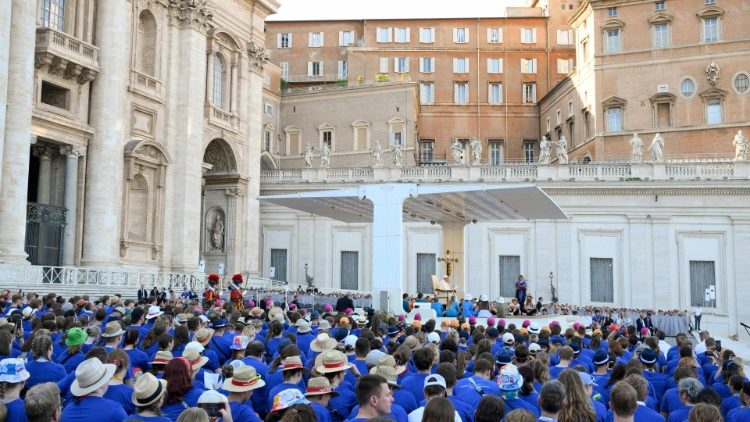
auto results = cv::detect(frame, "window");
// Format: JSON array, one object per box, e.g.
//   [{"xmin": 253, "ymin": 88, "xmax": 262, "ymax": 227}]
[
  {"xmin": 40, "ymin": 81, "xmax": 70, "ymax": 110},
  {"xmin": 568, "ymin": 100, "xmax": 574, "ymax": 116},
  {"xmin": 263, "ymin": 129, "xmax": 272, "ymax": 152},
  {"xmin": 453, "ymin": 27, "xmax": 469, "ymax": 43},
  {"xmin": 321, "ymin": 129, "xmax": 333, "ymax": 148},
  {"xmin": 264, "ymin": 103, "xmax": 274, "ymax": 116},
  {"xmin": 419, "ymin": 57, "xmax": 435, "ymax": 73},
  {"xmin": 488, "ymin": 83, "xmax": 503, "ymax": 104},
  {"xmin": 487, "ymin": 27, "xmax": 503, "ymax": 43},
  {"xmin": 308, "ymin": 32, "xmax": 323, "ymax": 47},
  {"xmin": 703, "ymin": 17, "xmax": 719, "ymax": 43},
  {"xmin": 522, "ymin": 82, "xmax": 537, "ymax": 104},
  {"xmin": 270, "ymin": 249, "xmax": 287, "ymax": 281},
  {"xmin": 340, "ymin": 251, "xmax": 359, "ymax": 290},
  {"xmin": 680, "ymin": 78, "xmax": 695, "ymax": 97},
  {"xmin": 378, "ymin": 58, "xmax": 389, "ymax": 73},
  {"xmin": 556, "ymin": 110, "xmax": 562, "ymax": 125},
  {"xmin": 285, "ymin": 127, "xmax": 301, "ymax": 155},
  {"xmin": 352, "ymin": 121, "xmax": 370, "ymax": 150},
  {"xmin": 690, "ymin": 261, "xmax": 716, "ymax": 307},
  {"xmin": 136, "ymin": 11, "xmax": 158, "ymax": 76},
  {"xmin": 567, "ymin": 120, "xmax": 575, "ymax": 145},
  {"xmin": 581, "ymin": 39, "xmax": 589, "ymax": 62},
  {"xmin": 607, "ymin": 7, "xmax": 617, "ymax": 16},
  {"xmin": 277, "ymin": 33, "xmax": 292, "ymax": 48},
  {"xmin": 394, "ymin": 57, "xmax": 409, "ymax": 73},
  {"xmin": 420, "ymin": 140, "xmax": 435, "ymax": 162},
  {"xmin": 339, "ymin": 30, "xmax": 355, "ymax": 46},
  {"xmin": 521, "ymin": 58, "xmax": 537, "ymax": 74},
  {"xmin": 337, "ymin": 60, "xmax": 348, "ymax": 79},
  {"xmin": 557, "ymin": 58, "xmax": 574, "ymax": 74},
  {"xmin": 453, "ymin": 58, "xmax": 469, "ymax": 73},
  {"xmin": 523, "ymin": 142, "xmax": 536, "ymax": 163},
  {"xmin": 376, "ymin": 27, "xmax": 392, "ymax": 43},
  {"xmin": 420, "ymin": 82, "xmax": 435, "ymax": 104},
  {"xmin": 705, "ymin": 0, "xmax": 716, "ymax": 3},
  {"xmin": 419, "ymin": 27, "xmax": 435, "ymax": 43},
  {"xmin": 655, "ymin": 102, "xmax": 671, "ymax": 128},
  {"xmin": 521, "ymin": 28, "xmax": 537, "ymax": 44},
  {"xmin": 40, "ymin": 0, "xmax": 65, "ymax": 31},
  {"xmin": 606, "ymin": 107, "xmax": 623, "ymax": 132},
  {"xmin": 546, "ymin": 117, "xmax": 551, "ymax": 133},
  {"xmin": 389, "ymin": 118, "xmax": 404, "ymax": 146},
  {"xmin": 606, "ymin": 29, "xmax": 621, "ymax": 53},
  {"xmin": 557, "ymin": 29, "xmax": 573, "ymax": 45},
  {"xmin": 652, "ymin": 23, "xmax": 670, "ymax": 48},
  {"xmin": 212, "ymin": 54, "xmax": 226, "ymax": 108},
  {"xmin": 454, "ymin": 82, "xmax": 469, "ymax": 104},
  {"xmin": 394, "ymin": 27, "xmax": 410, "ymax": 43},
  {"xmin": 498, "ymin": 256, "xmax": 521, "ymax": 298},
  {"xmin": 735, "ymin": 73, "xmax": 750, "ymax": 94},
  {"xmin": 590, "ymin": 258, "xmax": 614, "ymax": 303},
  {"xmin": 416, "ymin": 253, "xmax": 436, "ymax": 294},
  {"xmin": 307, "ymin": 61, "xmax": 322, "ymax": 77},
  {"xmin": 706, "ymin": 99, "xmax": 722, "ymax": 124},
  {"xmin": 487, "ymin": 58, "xmax": 503, "ymax": 74},
  {"xmin": 489, "ymin": 140, "xmax": 503, "ymax": 165},
  {"xmin": 280, "ymin": 62, "xmax": 289, "ymax": 80},
  {"xmin": 655, "ymin": 1, "xmax": 665, "ymax": 11}
]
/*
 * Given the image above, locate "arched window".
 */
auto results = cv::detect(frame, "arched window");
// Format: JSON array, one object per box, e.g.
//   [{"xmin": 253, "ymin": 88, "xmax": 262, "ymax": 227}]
[
  {"xmin": 127, "ymin": 174, "xmax": 149, "ymax": 242},
  {"xmin": 136, "ymin": 10, "xmax": 157, "ymax": 76},
  {"xmin": 212, "ymin": 54, "xmax": 226, "ymax": 108}
]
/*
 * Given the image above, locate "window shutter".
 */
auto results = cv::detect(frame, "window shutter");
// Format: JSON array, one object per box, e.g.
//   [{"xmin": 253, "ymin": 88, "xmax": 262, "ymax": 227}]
[
  {"xmin": 453, "ymin": 58, "xmax": 458, "ymax": 72},
  {"xmin": 405, "ymin": 28, "xmax": 411, "ymax": 42},
  {"xmin": 454, "ymin": 83, "xmax": 459, "ymax": 102},
  {"xmin": 404, "ymin": 58, "xmax": 409, "ymax": 72},
  {"xmin": 521, "ymin": 59, "xmax": 526, "ymax": 72},
  {"xmin": 376, "ymin": 27, "xmax": 383, "ymax": 42},
  {"xmin": 487, "ymin": 28, "xmax": 492, "ymax": 42},
  {"xmin": 388, "ymin": 27, "xmax": 393, "ymax": 42},
  {"xmin": 487, "ymin": 58, "xmax": 492, "ymax": 73},
  {"xmin": 307, "ymin": 62, "xmax": 313, "ymax": 76},
  {"xmin": 419, "ymin": 58, "xmax": 425, "ymax": 73},
  {"xmin": 379, "ymin": 57, "xmax": 388, "ymax": 73},
  {"xmin": 488, "ymin": 83, "xmax": 492, "ymax": 102},
  {"xmin": 320, "ymin": 32, "xmax": 325, "ymax": 46},
  {"xmin": 498, "ymin": 28, "xmax": 503, "ymax": 43},
  {"xmin": 464, "ymin": 28, "xmax": 469, "ymax": 43},
  {"xmin": 308, "ymin": 33, "xmax": 314, "ymax": 47},
  {"xmin": 453, "ymin": 28, "xmax": 458, "ymax": 42},
  {"xmin": 498, "ymin": 58, "xmax": 503, "ymax": 73},
  {"xmin": 430, "ymin": 58, "xmax": 435, "ymax": 72},
  {"xmin": 288, "ymin": 33, "xmax": 293, "ymax": 48},
  {"xmin": 339, "ymin": 31, "xmax": 344, "ymax": 46},
  {"xmin": 465, "ymin": 58, "xmax": 470, "ymax": 73},
  {"xmin": 319, "ymin": 61, "xmax": 324, "ymax": 75},
  {"xmin": 430, "ymin": 28, "xmax": 435, "ymax": 42},
  {"xmin": 338, "ymin": 60, "xmax": 344, "ymax": 78},
  {"xmin": 394, "ymin": 58, "xmax": 399, "ymax": 71},
  {"xmin": 532, "ymin": 28, "xmax": 537, "ymax": 43},
  {"xmin": 532, "ymin": 59, "xmax": 537, "ymax": 73},
  {"xmin": 277, "ymin": 33, "xmax": 282, "ymax": 48}
]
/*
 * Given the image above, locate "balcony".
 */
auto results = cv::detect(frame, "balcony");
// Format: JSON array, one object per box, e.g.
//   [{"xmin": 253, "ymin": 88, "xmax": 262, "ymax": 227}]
[
  {"xmin": 35, "ymin": 28, "xmax": 99, "ymax": 84},
  {"xmin": 205, "ymin": 104, "xmax": 239, "ymax": 133},
  {"xmin": 129, "ymin": 70, "xmax": 163, "ymax": 101},
  {"xmin": 285, "ymin": 73, "xmax": 340, "ymax": 83}
]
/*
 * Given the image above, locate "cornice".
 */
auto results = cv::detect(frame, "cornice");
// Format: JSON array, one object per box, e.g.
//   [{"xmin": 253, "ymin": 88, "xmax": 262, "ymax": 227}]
[{"xmin": 541, "ymin": 187, "xmax": 750, "ymax": 196}]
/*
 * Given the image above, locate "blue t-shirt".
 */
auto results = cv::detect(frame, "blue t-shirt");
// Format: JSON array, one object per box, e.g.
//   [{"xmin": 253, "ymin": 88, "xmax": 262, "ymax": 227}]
[
  {"xmin": 401, "ymin": 373, "xmax": 429, "ymax": 403},
  {"xmin": 722, "ymin": 395, "xmax": 742, "ymax": 418},
  {"xmin": 104, "ymin": 383, "xmax": 136, "ymax": 415},
  {"xmin": 606, "ymin": 403, "xmax": 665, "ymax": 422},
  {"xmin": 328, "ymin": 383, "xmax": 357, "ymax": 422},
  {"xmin": 60, "ymin": 396, "xmax": 128, "ymax": 422},
  {"xmin": 727, "ymin": 407, "xmax": 750, "ymax": 422},
  {"xmin": 228, "ymin": 400, "xmax": 263, "ymax": 422},
  {"xmin": 128, "ymin": 415, "xmax": 172, "ymax": 422},
  {"xmin": 659, "ymin": 387, "xmax": 686, "ymax": 415},
  {"xmin": 454, "ymin": 376, "xmax": 501, "ymax": 407},
  {"xmin": 4, "ymin": 399, "xmax": 26, "ymax": 422},
  {"xmin": 125, "ymin": 348, "xmax": 151, "ymax": 372},
  {"xmin": 449, "ymin": 395, "xmax": 474, "ymax": 422},
  {"xmin": 667, "ymin": 406, "xmax": 691, "ymax": 422},
  {"xmin": 312, "ymin": 402, "xmax": 332, "ymax": 422},
  {"xmin": 241, "ymin": 357, "xmax": 269, "ymax": 417},
  {"xmin": 26, "ymin": 359, "xmax": 68, "ymax": 389},
  {"xmin": 393, "ymin": 388, "xmax": 419, "ymax": 414},
  {"xmin": 505, "ymin": 397, "xmax": 540, "ymax": 417},
  {"xmin": 520, "ymin": 391, "xmax": 540, "ymax": 411},
  {"xmin": 347, "ymin": 403, "xmax": 408, "ymax": 422}
]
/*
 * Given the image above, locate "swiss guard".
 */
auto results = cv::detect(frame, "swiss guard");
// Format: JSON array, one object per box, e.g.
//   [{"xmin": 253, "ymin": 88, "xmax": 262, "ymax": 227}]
[
  {"xmin": 204, "ymin": 273, "xmax": 220, "ymax": 306},
  {"xmin": 230, "ymin": 273, "xmax": 245, "ymax": 311}
]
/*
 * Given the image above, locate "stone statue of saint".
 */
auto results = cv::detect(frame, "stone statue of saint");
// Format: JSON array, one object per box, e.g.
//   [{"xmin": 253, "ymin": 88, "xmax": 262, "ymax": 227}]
[
  {"xmin": 733, "ymin": 129, "xmax": 748, "ymax": 161},
  {"xmin": 538, "ymin": 135, "xmax": 552, "ymax": 165},
  {"xmin": 320, "ymin": 143, "xmax": 331, "ymax": 168},
  {"xmin": 391, "ymin": 143, "xmax": 403, "ymax": 167},
  {"xmin": 450, "ymin": 139, "xmax": 466, "ymax": 165},
  {"xmin": 210, "ymin": 214, "xmax": 224, "ymax": 251},
  {"xmin": 470, "ymin": 138, "xmax": 482, "ymax": 165},
  {"xmin": 629, "ymin": 132, "xmax": 644, "ymax": 162},
  {"xmin": 556, "ymin": 135, "xmax": 569, "ymax": 164},
  {"xmin": 372, "ymin": 141, "xmax": 384, "ymax": 168},
  {"xmin": 649, "ymin": 133, "xmax": 665, "ymax": 162},
  {"xmin": 304, "ymin": 143, "xmax": 314, "ymax": 168}
]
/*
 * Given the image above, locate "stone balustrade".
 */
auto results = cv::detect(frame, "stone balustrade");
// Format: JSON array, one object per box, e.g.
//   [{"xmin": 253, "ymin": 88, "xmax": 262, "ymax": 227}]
[
  {"xmin": 129, "ymin": 69, "xmax": 163, "ymax": 100},
  {"xmin": 35, "ymin": 27, "xmax": 99, "ymax": 84},
  {"xmin": 260, "ymin": 160, "xmax": 750, "ymax": 184},
  {"xmin": 205, "ymin": 104, "xmax": 239, "ymax": 132}
]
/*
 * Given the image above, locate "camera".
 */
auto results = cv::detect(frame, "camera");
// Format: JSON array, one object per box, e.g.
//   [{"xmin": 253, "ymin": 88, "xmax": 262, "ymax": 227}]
[{"xmin": 199, "ymin": 403, "xmax": 222, "ymax": 418}]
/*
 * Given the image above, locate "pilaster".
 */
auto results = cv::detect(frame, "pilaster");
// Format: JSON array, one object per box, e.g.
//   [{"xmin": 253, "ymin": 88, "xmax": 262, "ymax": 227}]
[
  {"xmin": 33, "ymin": 146, "xmax": 54, "ymax": 204},
  {"xmin": 60, "ymin": 146, "xmax": 84, "ymax": 266},
  {"xmin": 0, "ymin": 0, "xmax": 11, "ymax": 184}
]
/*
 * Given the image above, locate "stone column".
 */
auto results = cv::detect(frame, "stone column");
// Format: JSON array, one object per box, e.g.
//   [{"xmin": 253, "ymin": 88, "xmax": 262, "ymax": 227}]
[
  {"xmin": 33, "ymin": 146, "xmax": 54, "ymax": 204},
  {"xmin": 0, "ymin": 0, "xmax": 36, "ymax": 264},
  {"xmin": 80, "ymin": 0, "xmax": 130, "ymax": 267},
  {"xmin": 60, "ymin": 146, "xmax": 83, "ymax": 266},
  {"xmin": 0, "ymin": 0, "xmax": 12, "ymax": 183}
]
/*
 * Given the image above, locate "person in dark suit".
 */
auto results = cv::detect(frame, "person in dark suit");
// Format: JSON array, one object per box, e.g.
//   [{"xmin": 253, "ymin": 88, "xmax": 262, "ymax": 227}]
[
  {"xmin": 137, "ymin": 284, "xmax": 148, "ymax": 301},
  {"xmin": 636, "ymin": 311, "xmax": 654, "ymax": 332},
  {"xmin": 335, "ymin": 294, "xmax": 354, "ymax": 312},
  {"xmin": 150, "ymin": 286, "xmax": 159, "ymax": 298}
]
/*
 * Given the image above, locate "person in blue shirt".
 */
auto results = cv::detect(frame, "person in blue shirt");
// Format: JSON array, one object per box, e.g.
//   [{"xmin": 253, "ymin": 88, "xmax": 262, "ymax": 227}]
[
  {"xmin": 605, "ymin": 374, "xmax": 665, "ymax": 422},
  {"xmin": 497, "ymin": 364, "xmax": 540, "ymax": 417},
  {"xmin": 0, "ymin": 358, "xmax": 29, "ymax": 422},
  {"xmin": 400, "ymin": 347, "xmax": 433, "ymax": 403},
  {"xmin": 56, "ymin": 327, "xmax": 88, "ymax": 374},
  {"xmin": 659, "ymin": 367, "xmax": 695, "ymax": 418},
  {"xmin": 346, "ymin": 374, "xmax": 397, "ymax": 422},
  {"xmin": 461, "ymin": 296, "xmax": 476, "ymax": 318},
  {"xmin": 727, "ymin": 381, "xmax": 750, "ymax": 422},
  {"xmin": 454, "ymin": 357, "xmax": 501, "ymax": 407},
  {"xmin": 60, "ymin": 357, "xmax": 127, "ymax": 422},
  {"xmin": 129, "ymin": 373, "xmax": 171, "ymax": 422},
  {"xmin": 160, "ymin": 357, "xmax": 206, "ymax": 422},
  {"xmin": 26, "ymin": 334, "xmax": 67, "ymax": 390},
  {"xmin": 223, "ymin": 365, "xmax": 265, "ymax": 422},
  {"xmin": 721, "ymin": 375, "xmax": 745, "ymax": 418},
  {"xmin": 242, "ymin": 341, "xmax": 270, "ymax": 418},
  {"xmin": 306, "ymin": 376, "xmax": 338, "ymax": 422},
  {"xmin": 667, "ymin": 377, "xmax": 703, "ymax": 422},
  {"xmin": 294, "ymin": 320, "xmax": 315, "ymax": 355},
  {"xmin": 640, "ymin": 348, "xmax": 669, "ymax": 402},
  {"xmin": 315, "ymin": 350, "xmax": 357, "ymax": 422},
  {"xmin": 550, "ymin": 346, "xmax": 575, "ymax": 379},
  {"xmin": 266, "ymin": 355, "xmax": 308, "ymax": 412},
  {"xmin": 430, "ymin": 298, "xmax": 444, "ymax": 317},
  {"xmin": 518, "ymin": 365, "xmax": 540, "ymax": 412},
  {"xmin": 537, "ymin": 380, "xmax": 565, "ymax": 422},
  {"xmin": 103, "ymin": 349, "xmax": 135, "ymax": 415}
]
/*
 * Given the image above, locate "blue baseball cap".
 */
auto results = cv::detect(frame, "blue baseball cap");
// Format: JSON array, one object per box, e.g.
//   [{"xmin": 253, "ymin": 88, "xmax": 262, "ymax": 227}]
[
  {"xmin": 593, "ymin": 349, "xmax": 610, "ymax": 366},
  {"xmin": 639, "ymin": 348, "xmax": 658, "ymax": 365},
  {"xmin": 495, "ymin": 347, "xmax": 515, "ymax": 366}
]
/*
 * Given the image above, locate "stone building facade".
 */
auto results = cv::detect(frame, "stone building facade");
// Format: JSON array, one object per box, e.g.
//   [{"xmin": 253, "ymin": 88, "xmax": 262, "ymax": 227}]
[{"xmin": 0, "ymin": 0, "xmax": 279, "ymax": 274}]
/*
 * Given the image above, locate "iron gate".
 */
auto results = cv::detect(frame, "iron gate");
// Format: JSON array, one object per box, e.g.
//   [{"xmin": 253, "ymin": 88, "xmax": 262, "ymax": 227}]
[{"xmin": 25, "ymin": 203, "xmax": 66, "ymax": 266}]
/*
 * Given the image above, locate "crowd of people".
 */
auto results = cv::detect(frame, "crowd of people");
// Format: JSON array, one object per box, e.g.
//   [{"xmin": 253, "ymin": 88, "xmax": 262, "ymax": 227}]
[{"xmin": 0, "ymin": 285, "xmax": 742, "ymax": 422}]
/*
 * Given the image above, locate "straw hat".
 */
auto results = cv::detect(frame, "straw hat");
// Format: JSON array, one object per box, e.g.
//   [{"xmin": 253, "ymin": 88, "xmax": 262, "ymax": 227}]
[
  {"xmin": 151, "ymin": 351, "xmax": 172, "ymax": 366},
  {"xmin": 295, "ymin": 319, "xmax": 312, "ymax": 334},
  {"xmin": 315, "ymin": 350, "xmax": 352, "ymax": 374},
  {"xmin": 310, "ymin": 333, "xmax": 337, "ymax": 353},
  {"xmin": 183, "ymin": 349, "xmax": 209, "ymax": 371},
  {"xmin": 402, "ymin": 336, "xmax": 420, "ymax": 353},
  {"xmin": 249, "ymin": 307, "xmax": 264, "ymax": 318},
  {"xmin": 71, "ymin": 358, "xmax": 117, "ymax": 396},
  {"xmin": 369, "ymin": 366, "xmax": 402, "ymax": 388},
  {"xmin": 101, "ymin": 321, "xmax": 125, "ymax": 338},
  {"xmin": 377, "ymin": 355, "xmax": 406, "ymax": 375},
  {"xmin": 305, "ymin": 377, "xmax": 340, "ymax": 397},
  {"xmin": 222, "ymin": 366, "xmax": 265, "ymax": 392},
  {"xmin": 279, "ymin": 356, "xmax": 308, "ymax": 373},
  {"xmin": 268, "ymin": 307, "xmax": 284, "ymax": 321},
  {"xmin": 195, "ymin": 328, "xmax": 213, "ymax": 346},
  {"xmin": 132, "ymin": 373, "xmax": 167, "ymax": 407}
]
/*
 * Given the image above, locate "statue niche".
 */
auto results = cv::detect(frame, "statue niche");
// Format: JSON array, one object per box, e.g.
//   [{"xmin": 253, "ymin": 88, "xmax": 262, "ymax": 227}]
[{"xmin": 204, "ymin": 207, "xmax": 226, "ymax": 253}]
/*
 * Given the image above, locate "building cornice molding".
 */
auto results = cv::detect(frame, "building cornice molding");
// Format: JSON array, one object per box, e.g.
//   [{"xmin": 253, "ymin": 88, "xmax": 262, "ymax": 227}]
[
  {"xmin": 168, "ymin": 0, "xmax": 213, "ymax": 32},
  {"xmin": 541, "ymin": 187, "xmax": 750, "ymax": 196}
]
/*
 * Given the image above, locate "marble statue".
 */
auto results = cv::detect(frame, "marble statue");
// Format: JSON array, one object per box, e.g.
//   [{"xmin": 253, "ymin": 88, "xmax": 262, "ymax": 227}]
[
  {"xmin": 705, "ymin": 62, "xmax": 720, "ymax": 87},
  {"xmin": 450, "ymin": 139, "xmax": 466, "ymax": 165},
  {"xmin": 629, "ymin": 132, "xmax": 644, "ymax": 162},
  {"xmin": 304, "ymin": 143, "xmax": 313, "ymax": 168},
  {"xmin": 556, "ymin": 135, "xmax": 569, "ymax": 164},
  {"xmin": 320, "ymin": 143, "xmax": 331, "ymax": 168},
  {"xmin": 734, "ymin": 129, "xmax": 748, "ymax": 161},
  {"xmin": 470, "ymin": 138, "xmax": 482, "ymax": 165},
  {"xmin": 210, "ymin": 214, "xmax": 224, "ymax": 251},
  {"xmin": 649, "ymin": 133, "xmax": 665, "ymax": 161},
  {"xmin": 372, "ymin": 141, "xmax": 384, "ymax": 168},
  {"xmin": 539, "ymin": 135, "xmax": 552, "ymax": 165},
  {"xmin": 391, "ymin": 143, "xmax": 403, "ymax": 167}
]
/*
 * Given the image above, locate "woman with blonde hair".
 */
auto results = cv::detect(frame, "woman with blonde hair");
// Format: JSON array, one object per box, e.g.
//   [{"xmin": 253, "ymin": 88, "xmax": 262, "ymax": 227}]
[{"xmin": 557, "ymin": 370, "xmax": 597, "ymax": 422}]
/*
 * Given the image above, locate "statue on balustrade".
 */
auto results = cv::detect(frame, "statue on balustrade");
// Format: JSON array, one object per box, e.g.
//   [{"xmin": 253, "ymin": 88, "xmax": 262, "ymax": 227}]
[
  {"xmin": 304, "ymin": 143, "xmax": 314, "ymax": 168},
  {"xmin": 320, "ymin": 143, "xmax": 331, "ymax": 168},
  {"xmin": 450, "ymin": 139, "xmax": 466, "ymax": 165},
  {"xmin": 470, "ymin": 138, "xmax": 482, "ymax": 165},
  {"xmin": 372, "ymin": 141, "xmax": 384, "ymax": 168},
  {"xmin": 649, "ymin": 133, "xmax": 665, "ymax": 162},
  {"xmin": 556, "ymin": 135, "xmax": 569, "ymax": 164},
  {"xmin": 733, "ymin": 129, "xmax": 747, "ymax": 161},
  {"xmin": 629, "ymin": 132, "xmax": 644, "ymax": 162},
  {"xmin": 538, "ymin": 135, "xmax": 552, "ymax": 165},
  {"xmin": 391, "ymin": 143, "xmax": 403, "ymax": 167}
]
